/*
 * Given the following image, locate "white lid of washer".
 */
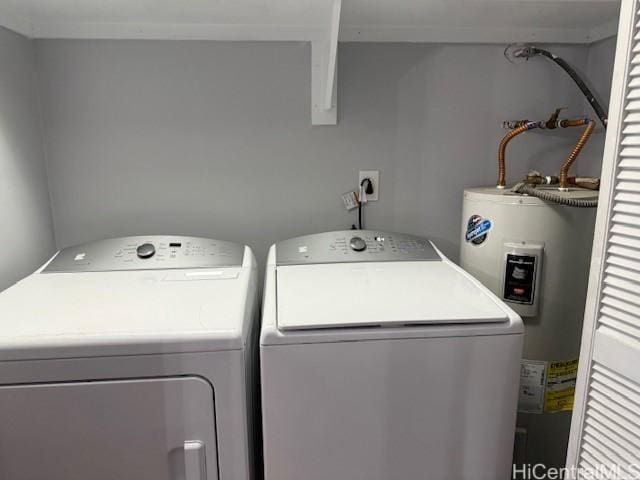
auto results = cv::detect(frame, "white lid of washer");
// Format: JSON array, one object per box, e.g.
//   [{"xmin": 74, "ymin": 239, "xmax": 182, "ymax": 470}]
[
  {"xmin": 0, "ymin": 236, "xmax": 256, "ymax": 361},
  {"xmin": 274, "ymin": 231, "xmax": 508, "ymax": 330}
]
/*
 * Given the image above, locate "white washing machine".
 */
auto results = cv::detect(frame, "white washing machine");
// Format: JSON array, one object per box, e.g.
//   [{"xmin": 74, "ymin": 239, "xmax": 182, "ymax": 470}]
[
  {"xmin": 260, "ymin": 230, "xmax": 524, "ymax": 480},
  {"xmin": 0, "ymin": 236, "xmax": 259, "ymax": 480}
]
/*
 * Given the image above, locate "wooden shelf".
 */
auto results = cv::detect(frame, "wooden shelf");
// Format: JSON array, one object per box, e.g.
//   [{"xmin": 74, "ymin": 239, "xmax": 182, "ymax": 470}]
[{"xmin": 0, "ymin": 0, "xmax": 620, "ymax": 124}]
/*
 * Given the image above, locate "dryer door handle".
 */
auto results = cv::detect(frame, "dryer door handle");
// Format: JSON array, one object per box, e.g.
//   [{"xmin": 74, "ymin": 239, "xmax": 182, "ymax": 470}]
[{"xmin": 184, "ymin": 440, "xmax": 207, "ymax": 480}]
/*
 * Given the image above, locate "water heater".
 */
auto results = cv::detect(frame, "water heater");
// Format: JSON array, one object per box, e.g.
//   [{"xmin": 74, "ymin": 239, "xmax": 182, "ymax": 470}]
[{"xmin": 460, "ymin": 186, "xmax": 597, "ymax": 469}]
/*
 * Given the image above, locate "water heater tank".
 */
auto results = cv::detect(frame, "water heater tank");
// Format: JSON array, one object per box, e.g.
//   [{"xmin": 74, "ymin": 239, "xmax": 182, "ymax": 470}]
[{"xmin": 460, "ymin": 186, "xmax": 597, "ymax": 470}]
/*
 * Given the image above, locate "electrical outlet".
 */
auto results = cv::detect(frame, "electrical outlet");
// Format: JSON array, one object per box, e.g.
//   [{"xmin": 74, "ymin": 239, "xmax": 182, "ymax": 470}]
[
  {"xmin": 341, "ymin": 191, "xmax": 359, "ymax": 211},
  {"xmin": 359, "ymin": 170, "xmax": 380, "ymax": 201}
]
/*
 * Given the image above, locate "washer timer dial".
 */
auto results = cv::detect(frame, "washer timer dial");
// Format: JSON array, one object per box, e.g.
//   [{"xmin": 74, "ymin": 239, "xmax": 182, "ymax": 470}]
[
  {"xmin": 136, "ymin": 243, "xmax": 156, "ymax": 259},
  {"xmin": 349, "ymin": 236, "xmax": 367, "ymax": 252}
]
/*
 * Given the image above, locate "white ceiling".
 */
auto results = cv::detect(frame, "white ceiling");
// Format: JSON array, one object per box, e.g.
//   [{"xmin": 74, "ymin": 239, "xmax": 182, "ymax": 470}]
[{"xmin": 0, "ymin": 0, "xmax": 621, "ymax": 44}]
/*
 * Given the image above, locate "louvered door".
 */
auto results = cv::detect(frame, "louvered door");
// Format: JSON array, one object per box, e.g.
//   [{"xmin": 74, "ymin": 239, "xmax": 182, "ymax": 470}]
[{"xmin": 567, "ymin": 0, "xmax": 640, "ymax": 476}]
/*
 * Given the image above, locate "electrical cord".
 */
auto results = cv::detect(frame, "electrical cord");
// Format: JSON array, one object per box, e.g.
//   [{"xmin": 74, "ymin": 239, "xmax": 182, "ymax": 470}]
[{"xmin": 358, "ymin": 178, "xmax": 374, "ymax": 229}]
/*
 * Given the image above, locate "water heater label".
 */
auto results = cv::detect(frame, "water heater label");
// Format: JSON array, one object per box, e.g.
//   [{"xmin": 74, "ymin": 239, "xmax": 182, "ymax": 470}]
[
  {"xmin": 545, "ymin": 359, "xmax": 578, "ymax": 413},
  {"xmin": 504, "ymin": 254, "xmax": 537, "ymax": 304},
  {"xmin": 465, "ymin": 215, "xmax": 492, "ymax": 245},
  {"xmin": 519, "ymin": 360, "xmax": 547, "ymax": 414},
  {"xmin": 518, "ymin": 359, "xmax": 578, "ymax": 414}
]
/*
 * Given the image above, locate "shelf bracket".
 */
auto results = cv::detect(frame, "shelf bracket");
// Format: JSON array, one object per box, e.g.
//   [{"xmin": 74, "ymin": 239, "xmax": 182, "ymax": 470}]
[{"xmin": 311, "ymin": 0, "xmax": 341, "ymax": 125}]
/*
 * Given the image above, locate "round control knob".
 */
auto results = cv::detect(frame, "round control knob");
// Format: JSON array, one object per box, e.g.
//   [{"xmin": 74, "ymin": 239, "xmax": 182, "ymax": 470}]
[
  {"xmin": 136, "ymin": 243, "xmax": 156, "ymax": 259},
  {"xmin": 349, "ymin": 236, "xmax": 367, "ymax": 252}
]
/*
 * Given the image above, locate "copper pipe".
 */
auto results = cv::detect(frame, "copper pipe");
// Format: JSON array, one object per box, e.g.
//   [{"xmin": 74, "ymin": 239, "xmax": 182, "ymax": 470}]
[
  {"xmin": 568, "ymin": 176, "xmax": 600, "ymax": 190},
  {"xmin": 559, "ymin": 120, "xmax": 596, "ymax": 189},
  {"xmin": 560, "ymin": 118, "xmax": 590, "ymax": 128},
  {"xmin": 497, "ymin": 122, "xmax": 537, "ymax": 188},
  {"xmin": 503, "ymin": 120, "xmax": 531, "ymax": 130},
  {"xmin": 522, "ymin": 174, "xmax": 599, "ymax": 190}
]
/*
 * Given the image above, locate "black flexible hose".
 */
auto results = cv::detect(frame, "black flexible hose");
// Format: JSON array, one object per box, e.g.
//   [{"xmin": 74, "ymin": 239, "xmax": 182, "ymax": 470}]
[{"xmin": 530, "ymin": 47, "xmax": 608, "ymax": 129}]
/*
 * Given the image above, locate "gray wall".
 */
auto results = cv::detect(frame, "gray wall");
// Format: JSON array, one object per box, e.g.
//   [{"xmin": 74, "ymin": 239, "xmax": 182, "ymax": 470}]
[
  {"xmin": 0, "ymin": 27, "xmax": 55, "ymax": 291},
  {"xmin": 580, "ymin": 36, "xmax": 617, "ymax": 177},
  {"xmin": 35, "ymin": 40, "xmax": 612, "ymax": 264}
]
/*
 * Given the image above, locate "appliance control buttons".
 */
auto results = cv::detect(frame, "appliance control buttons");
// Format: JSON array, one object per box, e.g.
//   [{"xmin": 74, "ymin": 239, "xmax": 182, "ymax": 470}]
[
  {"xmin": 136, "ymin": 243, "xmax": 156, "ymax": 259},
  {"xmin": 349, "ymin": 236, "xmax": 367, "ymax": 252}
]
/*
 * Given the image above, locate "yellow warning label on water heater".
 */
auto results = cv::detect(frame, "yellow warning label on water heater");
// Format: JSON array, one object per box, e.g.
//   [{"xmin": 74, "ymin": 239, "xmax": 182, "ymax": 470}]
[{"xmin": 544, "ymin": 359, "xmax": 579, "ymax": 413}]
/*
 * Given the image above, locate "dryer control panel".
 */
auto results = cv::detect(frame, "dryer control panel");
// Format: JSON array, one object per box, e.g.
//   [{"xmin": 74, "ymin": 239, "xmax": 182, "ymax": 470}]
[
  {"xmin": 275, "ymin": 230, "xmax": 440, "ymax": 265},
  {"xmin": 43, "ymin": 236, "xmax": 245, "ymax": 272}
]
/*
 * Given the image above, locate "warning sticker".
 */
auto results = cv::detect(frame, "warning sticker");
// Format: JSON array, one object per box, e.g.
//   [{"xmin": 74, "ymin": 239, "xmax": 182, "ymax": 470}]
[
  {"xmin": 518, "ymin": 358, "xmax": 579, "ymax": 414},
  {"xmin": 545, "ymin": 359, "xmax": 579, "ymax": 413},
  {"xmin": 518, "ymin": 360, "xmax": 547, "ymax": 414}
]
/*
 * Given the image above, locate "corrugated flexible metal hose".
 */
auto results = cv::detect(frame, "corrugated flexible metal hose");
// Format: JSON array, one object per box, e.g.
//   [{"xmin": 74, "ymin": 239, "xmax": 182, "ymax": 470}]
[
  {"xmin": 559, "ymin": 119, "xmax": 596, "ymax": 189},
  {"xmin": 497, "ymin": 122, "xmax": 538, "ymax": 187},
  {"xmin": 512, "ymin": 182, "xmax": 598, "ymax": 208}
]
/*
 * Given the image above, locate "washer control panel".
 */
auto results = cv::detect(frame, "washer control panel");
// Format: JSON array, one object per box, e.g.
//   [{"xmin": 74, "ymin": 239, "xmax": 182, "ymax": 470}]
[
  {"xmin": 275, "ymin": 230, "xmax": 440, "ymax": 265},
  {"xmin": 43, "ymin": 235, "xmax": 245, "ymax": 273}
]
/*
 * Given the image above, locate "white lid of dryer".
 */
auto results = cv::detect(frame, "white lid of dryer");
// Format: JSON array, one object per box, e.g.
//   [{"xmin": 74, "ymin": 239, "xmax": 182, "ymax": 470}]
[
  {"xmin": 274, "ymin": 231, "xmax": 509, "ymax": 331},
  {"xmin": 0, "ymin": 235, "xmax": 256, "ymax": 361}
]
